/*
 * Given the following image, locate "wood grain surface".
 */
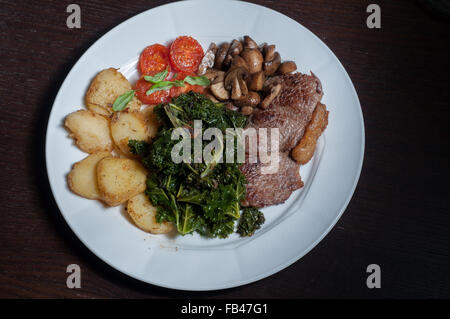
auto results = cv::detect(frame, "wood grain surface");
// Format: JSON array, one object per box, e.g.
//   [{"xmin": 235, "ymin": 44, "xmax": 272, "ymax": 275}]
[{"xmin": 0, "ymin": 0, "xmax": 449, "ymax": 298}]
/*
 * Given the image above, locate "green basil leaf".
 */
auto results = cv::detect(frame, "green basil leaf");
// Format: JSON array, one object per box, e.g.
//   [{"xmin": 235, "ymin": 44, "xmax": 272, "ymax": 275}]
[
  {"xmin": 112, "ymin": 90, "xmax": 135, "ymax": 111},
  {"xmin": 144, "ymin": 68, "xmax": 169, "ymax": 83},
  {"xmin": 184, "ymin": 75, "xmax": 210, "ymax": 86},
  {"xmin": 146, "ymin": 80, "xmax": 187, "ymax": 96},
  {"xmin": 145, "ymin": 81, "xmax": 172, "ymax": 96},
  {"xmin": 146, "ymin": 82, "xmax": 172, "ymax": 96},
  {"xmin": 172, "ymin": 80, "xmax": 186, "ymax": 87}
]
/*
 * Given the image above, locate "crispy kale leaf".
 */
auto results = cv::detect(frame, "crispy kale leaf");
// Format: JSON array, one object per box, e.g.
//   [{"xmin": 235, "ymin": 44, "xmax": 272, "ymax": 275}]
[
  {"xmin": 128, "ymin": 140, "xmax": 150, "ymax": 157},
  {"xmin": 237, "ymin": 207, "xmax": 265, "ymax": 237}
]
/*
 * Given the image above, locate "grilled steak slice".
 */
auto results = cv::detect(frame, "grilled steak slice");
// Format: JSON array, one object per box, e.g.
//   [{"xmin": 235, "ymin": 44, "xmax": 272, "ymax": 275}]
[
  {"xmin": 240, "ymin": 152, "xmax": 304, "ymax": 208},
  {"xmin": 248, "ymin": 72, "xmax": 323, "ymax": 152},
  {"xmin": 240, "ymin": 72, "xmax": 323, "ymax": 207}
]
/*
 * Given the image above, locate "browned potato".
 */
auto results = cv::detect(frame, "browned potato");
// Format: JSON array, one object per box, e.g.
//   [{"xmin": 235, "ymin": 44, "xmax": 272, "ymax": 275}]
[
  {"xmin": 140, "ymin": 105, "xmax": 160, "ymax": 139},
  {"xmin": 65, "ymin": 110, "xmax": 113, "ymax": 153},
  {"xmin": 96, "ymin": 157, "xmax": 147, "ymax": 206},
  {"xmin": 110, "ymin": 111, "xmax": 149, "ymax": 155},
  {"xmin": 85, "ymin": 103, "xmax": 111, "ymax": 117},
  {"xmin": 292, "ymin": 103, "xmax": 329, "ymax": 164},
  {"xmin": 67, "ymin": 151, "xmax": 111, "ymax": 199},
  {"xmin": 85, "ymin": 68, "xmax": 141, "ymax": 115},
  {"xmin": 127, "ymin": 193, "xmax": 174, "ymax": 234}
]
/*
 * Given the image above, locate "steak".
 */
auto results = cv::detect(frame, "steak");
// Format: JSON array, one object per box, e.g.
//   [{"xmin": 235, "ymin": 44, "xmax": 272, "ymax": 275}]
[
  {"xmin": 240, "ymin": 72, "xmax": 323, "ymax": 207},
  {"xmin": 248, "ymin": 72, "xmax": 323, "ymax": 152},
  {"xmin": 240, "ymin": 152, "xmax": 304, "ymax": 208}
]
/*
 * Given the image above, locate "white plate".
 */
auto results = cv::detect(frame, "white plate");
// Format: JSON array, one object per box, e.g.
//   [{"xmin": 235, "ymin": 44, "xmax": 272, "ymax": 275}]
[{"xmin": 45, "ymin": 0, "xmax": 364, "ymax": 291}]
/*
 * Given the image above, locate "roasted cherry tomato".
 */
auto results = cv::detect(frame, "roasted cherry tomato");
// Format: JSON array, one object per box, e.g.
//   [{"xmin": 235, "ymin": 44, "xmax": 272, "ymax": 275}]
[
  {"xmin": 170, "ymin": 83, "xmax": 206, "ymax": 97},
  {"xmin": 171, "ymin": 72, "xmax": 191, "ymax": 81},
  {"xmin": 169, "ymin": 36, "xmax": 204, "ymax": 74},
  {"xmin": 139, "ymin": 44, "xmax": 170, "ymax": 76},
  {"xmin": 169, "ymin": 72, "xmax": 206, "ymax": 98},
  {"xmin": 135, "ymin": 78, "xmax": 170, "ymax": 105}
]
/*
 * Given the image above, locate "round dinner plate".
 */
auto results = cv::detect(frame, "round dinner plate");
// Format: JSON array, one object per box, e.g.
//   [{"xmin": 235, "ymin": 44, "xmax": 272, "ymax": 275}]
[{"xmin": 45, "ymin": 0, "xmax": 364, "ymax": 291}]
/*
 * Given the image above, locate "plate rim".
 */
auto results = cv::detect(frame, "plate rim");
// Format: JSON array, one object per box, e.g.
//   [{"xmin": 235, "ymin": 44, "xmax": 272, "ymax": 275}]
[{"xmin": 45, "ymin": 0, "xmax": 365, "ymax": 291}]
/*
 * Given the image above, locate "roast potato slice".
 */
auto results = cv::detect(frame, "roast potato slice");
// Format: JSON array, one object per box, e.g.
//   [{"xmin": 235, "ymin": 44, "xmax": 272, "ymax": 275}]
[
  {"xmin": 96, "ymin": 157, "xmax": 147, "ymax": 206},
  {"xmin": 67, "ymin": 151, "xmax": 111, "ymax": 199},
  {"xmin": 86, "ymin": 103, "xmax": 111, "ymax": 117},
  {"xmin": 110, "ymin": 111, "xmax": 149, "ymax": 155},
  {"xmin": 140, "ymin": 105, "xmax": 160, "ymax": 139},
  {"xmin": 65, "ymin": 110, "xmax": 113, "ymax": 153},
  {"xmin": 85, "ymin": 68, "xmax": 141, "ymax": 115},
  {"xmin": 127, "ymin": 193, "xmax": 174, "ymax": 234},
  {"xmin": 292, "ymin": 103, "xmax": 329, "ymax": 164}
]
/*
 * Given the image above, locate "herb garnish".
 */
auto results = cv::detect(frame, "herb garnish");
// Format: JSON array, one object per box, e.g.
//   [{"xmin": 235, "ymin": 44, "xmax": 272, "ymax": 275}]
[
  {"xmin": 143, "ymin": 68, "xmax": 169, "ymax": 83},
  {"xmin": 145, "ymin": 80, "xmax": 185, "ymax": 96},
  {"xmin": 143, "ymin": 69, "xmax": 211, "ymax": 96},
  {"xmin": 184, "ymin": 75, "xmax": 210, "ymax": 86},
  {"xmin": 112, "ymin": 90, "xmax": 135, "ymax": 112}
]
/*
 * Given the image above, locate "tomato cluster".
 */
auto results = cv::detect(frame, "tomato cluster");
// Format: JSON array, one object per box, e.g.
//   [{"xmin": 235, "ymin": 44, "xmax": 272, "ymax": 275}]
[{"xmin": 135, "ymin": 36, "xmax": 205, "ymax": 105}]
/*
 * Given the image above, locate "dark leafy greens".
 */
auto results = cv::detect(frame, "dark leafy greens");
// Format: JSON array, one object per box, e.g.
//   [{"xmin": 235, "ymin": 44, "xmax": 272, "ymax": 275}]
[
  {"xmin": 129, "ymin": 91, "xmax": 264, "ymax": 238},
  {"xmin": 237, "ymin": 207, "xmax": 265, "ymax": 237}
]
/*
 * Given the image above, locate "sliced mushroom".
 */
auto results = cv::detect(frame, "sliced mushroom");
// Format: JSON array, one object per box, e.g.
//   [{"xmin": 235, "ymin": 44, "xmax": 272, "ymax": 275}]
[
  {"xmin": 243, "ymin": 35, "xmax": 258, "ymax": 49},
  {"xmin": 224, "ymin": 67, "xmax": 250, "ymax": 101},
  {"xmin": 238, "ymin": 78, "xmax": 248, "ymax": 96},
  {"xmin": 258, "ymin": 42, "xmax": 268, "ymax": 53},
  {"xmin": 225, "ymin": 102, "xmax": 239, "ymax": 112},
  {"xmin": 263, "ymin": 44, "xmax": 276, "ymax": 61},
  {"xmin": 224, "ymin": 67, "xmax": 249, "ymax": 90},
  {"xmin": 240, "ymin": 106, "xmax": 254, "ymax": 115},
  {"xmin": 278, "ymin": 61, "xmax": 297, "ymax": 74},
  {"xmin": 229, "ymin": 39, "xmax": 243, "ymax": 56},
  {"xmin": 249, "ymin": 71, "xmax": 265, "ymax": 91},
  {"xmin": 231, "ymin": 55, "xmax": 248, "ymax": 70},
  {"xmin": 231, "ymin": 76, "xmax": 242, "ymax": 100},
  {"xmin": 223, "ymin": 39, "xmax": 244, "ymax": 69},
  {"xmin": 260, "ymin": 83, "xmax": 282, "ymax": 109},
  {"xmin": 241, "ymin": 49, "xmax": 263, "ymax": 74},
  {"xmin": 234, "ymin": 91, "xmax": 260, "ymax": 107},
  {"xmin": 208, "ymin": 43, "xmax": 218, "ymax": 54},
  {"xmin": 264, "ymin": 51, "xmax": 281, "ymax": 75},
  {"xmin": 223, "ymin": 54, "xmax": 233, "ymax": 69},
  {"xmin": 214, "ymin": 43, "xmax": 230, "ymax": 70},
  {"xmin": 204, "ymin": 69, "xmax": 225, "ymax": 84},
  {"xmin": 210, "ymin": 81, "xmax": 230, "ymax": 101},
  {"xmin": 263, "ymin": 75, "xmax": 282, "ymax": 92},
  {"xmin": 205, "ymin": 92, "xmax": 219, "ymax": 103}
]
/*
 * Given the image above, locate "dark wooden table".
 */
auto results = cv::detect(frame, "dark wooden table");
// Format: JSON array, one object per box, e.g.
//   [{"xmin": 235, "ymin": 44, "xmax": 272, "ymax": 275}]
[{"xmin": 1, "ymin": 0, "xmax": 449, "ymax": 298}]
